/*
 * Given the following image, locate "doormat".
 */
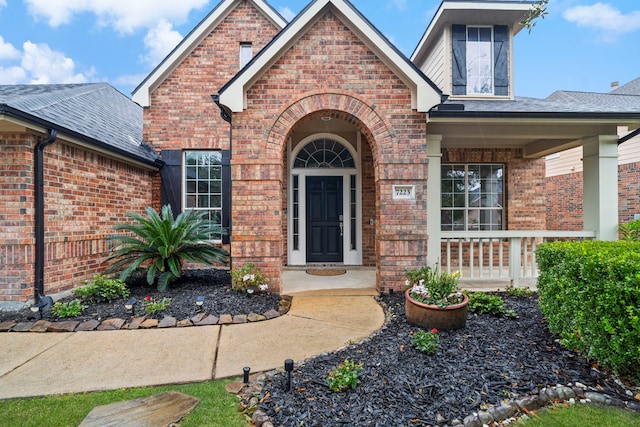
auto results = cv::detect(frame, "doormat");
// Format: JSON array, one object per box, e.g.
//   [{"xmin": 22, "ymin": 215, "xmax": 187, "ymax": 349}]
[{"xmin": 306, "ymin": 269, "xmax": 347, "ymax": 276}]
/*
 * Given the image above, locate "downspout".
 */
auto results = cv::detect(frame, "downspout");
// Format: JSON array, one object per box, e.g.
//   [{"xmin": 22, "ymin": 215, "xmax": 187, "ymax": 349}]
[
  {"xmin": 618, "ymin": 127, "xmax": 640, "ymax": 146},
  {"xmin": 34, "ymin": 129, "xmax": 57, "ymax": 303},
  {"xmin": 211, "ymin": 95, "xmax": 233, "ymax": 268}
]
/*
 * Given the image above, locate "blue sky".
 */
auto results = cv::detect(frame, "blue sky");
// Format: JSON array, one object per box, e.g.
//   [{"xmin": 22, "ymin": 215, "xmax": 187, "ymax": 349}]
[{"xmin": 0, "ymin": 0, "xmax": 638, "ymax": 99}]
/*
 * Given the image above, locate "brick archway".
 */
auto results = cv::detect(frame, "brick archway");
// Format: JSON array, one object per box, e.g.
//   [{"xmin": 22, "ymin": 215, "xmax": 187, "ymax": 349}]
[{"xmin": 266, "ymin": 90, "xmax": 395, "ymax": 171}]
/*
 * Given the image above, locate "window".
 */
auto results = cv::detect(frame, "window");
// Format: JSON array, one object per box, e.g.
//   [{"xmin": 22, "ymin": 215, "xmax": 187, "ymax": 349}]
[
  {"xmin": 184, "ymin": 151, "xmax": 223, "ymax": 240},
  {"xmin": 240, "ymin": 43, "xmax": 252, "ymax": 68},
  {"xmin": 293, "ymin": 139, "xmax": 355, "ymax": 169},
  {"xmin": 441, "ymin": 164, "xmax": 504, "ymax": 231},
  {"xmin": 466, "ymin": 27, "xmax": 493, "ymax": 95},
  {"xmin": 452, "ymin": 25, "xmax": 509, "ymax": 96}
]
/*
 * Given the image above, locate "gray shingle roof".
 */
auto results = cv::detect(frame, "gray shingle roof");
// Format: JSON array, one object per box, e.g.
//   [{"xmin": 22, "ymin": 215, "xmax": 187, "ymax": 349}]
[
  {"xmin": 610, "ymin": 77, "xmax": 640, "ymax": 95},
  {"xmin": 0, "ymin": 83, "xmax": 158, "ymax": 166}
]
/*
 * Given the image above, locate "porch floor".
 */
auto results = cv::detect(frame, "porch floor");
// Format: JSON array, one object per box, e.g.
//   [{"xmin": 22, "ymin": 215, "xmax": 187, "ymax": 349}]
[{"xmin": 281, "ymin": 267, "xmax": 537, "ymax": 294}]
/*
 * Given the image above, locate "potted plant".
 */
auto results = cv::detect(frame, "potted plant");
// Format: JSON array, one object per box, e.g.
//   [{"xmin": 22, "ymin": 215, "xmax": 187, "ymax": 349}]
[{"xmin": 404, "ymin": 264, "xmax": 468, "ymax": 330}]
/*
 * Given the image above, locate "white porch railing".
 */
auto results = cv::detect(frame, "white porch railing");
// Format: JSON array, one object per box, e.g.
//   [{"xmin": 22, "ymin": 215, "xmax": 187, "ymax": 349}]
[{"xmin": 440, "ymin": 231, "xmax": 597, "ymax": 285}]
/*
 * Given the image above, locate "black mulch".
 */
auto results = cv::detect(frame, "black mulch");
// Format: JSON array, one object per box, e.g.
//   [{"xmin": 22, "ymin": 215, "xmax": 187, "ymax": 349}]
[
  {"xmin": 0, "ymin": 269, "xmax": 281, "ymax": 323},
  {"xmin": 256, "ymin": 292, "xmax": 637, "ymax": 427}
]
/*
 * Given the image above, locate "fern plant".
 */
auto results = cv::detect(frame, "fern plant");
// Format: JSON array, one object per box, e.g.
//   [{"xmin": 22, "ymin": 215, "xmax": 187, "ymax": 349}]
[{"xmin": 106, "ymin": 205, "xmax": 229, "ymax": 291}]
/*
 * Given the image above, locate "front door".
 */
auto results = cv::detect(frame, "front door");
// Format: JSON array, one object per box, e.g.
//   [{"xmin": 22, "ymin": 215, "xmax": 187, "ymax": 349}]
[{"xmin": 306, "ymin": 176, "xmax": 343, "ymax": 263}]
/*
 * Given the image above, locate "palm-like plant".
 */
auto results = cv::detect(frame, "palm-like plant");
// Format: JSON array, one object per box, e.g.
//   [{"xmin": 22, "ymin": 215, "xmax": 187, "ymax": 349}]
[{"xmin": 106, "ymin": 205, "xmax": 229, "ymax": 291}]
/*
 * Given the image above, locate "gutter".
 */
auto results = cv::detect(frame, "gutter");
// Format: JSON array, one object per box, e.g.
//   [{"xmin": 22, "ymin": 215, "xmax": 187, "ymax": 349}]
[
  {"xmin": 33, "ymin": 129, "xmax": 57, "ymax": 304},
  {"xmin": 618, "ymin": 127, "xmax": 640, "ymax": 146}
]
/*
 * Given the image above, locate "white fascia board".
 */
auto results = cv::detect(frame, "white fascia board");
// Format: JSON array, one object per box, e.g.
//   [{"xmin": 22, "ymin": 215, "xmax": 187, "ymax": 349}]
[
  {"xmin": 220, "ymin": 0, "xmax": 441, "ymax": 112},
  {"xmin": 132, "ymin": 0, "xmax": 287, "ymax": 107},
  {"xmin": 412, "ymin": 1, "xmax": 532, "ymax": 63}
]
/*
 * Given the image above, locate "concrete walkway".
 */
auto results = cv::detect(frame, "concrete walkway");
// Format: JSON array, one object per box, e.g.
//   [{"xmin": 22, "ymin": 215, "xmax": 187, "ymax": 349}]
[{"xmin": 0, "ymin": 288, "xmax": 384, "ymax": 400}]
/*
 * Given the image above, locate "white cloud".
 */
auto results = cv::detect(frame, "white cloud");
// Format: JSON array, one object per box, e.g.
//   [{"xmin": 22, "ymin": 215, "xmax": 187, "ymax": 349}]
[
  {"xmin": 0, "ymin": 36, "xmax": 20, "ymax": 60},
  {"xmin": 563, "ymin": 2, "xmax": 640, "ymax": 35},
  {"xmin": 389, "ymin": 0, "xmax": 408, "ymax": 11},
  {"xmin": 279, "ymin": 6, "xmax": 296, "ymax": 22},
  {"xmin": 0, "ymin": 41, "xmax": 92, "ymax": 85},
  {"xmin": 113, "ymin": 73, "xmax": 148, "ymax": 87},
  {"xmin": 24, "ymin": 0, "xmax": 210, "ymax": 34},
  {"xmin": 141, "ymin": 19, "xmax": 183, "ymax": 67},
  {"xmin": 0, "ymin": 0, "xmax": 7, "ymax": 9}
]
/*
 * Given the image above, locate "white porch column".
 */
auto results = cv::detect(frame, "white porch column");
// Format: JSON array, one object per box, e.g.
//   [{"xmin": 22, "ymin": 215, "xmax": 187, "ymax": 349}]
[
  {"xmin": 426, "ymin": 134, "xmax": 442, "ymax": 265},
  {"xmin": 583, "ymin": 135, "xmax": 619, "ymax": 241}
]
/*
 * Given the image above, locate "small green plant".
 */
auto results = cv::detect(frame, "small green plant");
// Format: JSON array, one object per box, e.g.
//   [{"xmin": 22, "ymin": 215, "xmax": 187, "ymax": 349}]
[
  {"xmin": 467, "ymin": 292, "xmax": 517, "ymax": 318},
  {"xmin": 505, "ymin": 285, "xmax": 532, "ymax": 297},
  {"xmin": 405, "ymin": 264, "xmax": 463, "ymax": 307},
  {"xmin": 73, "ymin": 274, "xmax": 130, "ymax": 303},
  {"xmin": 51, "ymin": 299, "xmax": 87, "ymax": 318},
  {"xmin": 411, "ymin": 328, "xmax": 439, "ymax": 355},
  {"xmin": 230, "ymin": 263, "xmax": 268, "ymax": 293},
  {"xmin": 618, "ymin": 218, "xmax": 640, "ymax": 241},
  {"xmin": 326, "ymin": 359, "xmax": 363, "ymax": 392},
  {"xmin": 142, "ymin": 296, "xmax": 171, "ymax": 315}
]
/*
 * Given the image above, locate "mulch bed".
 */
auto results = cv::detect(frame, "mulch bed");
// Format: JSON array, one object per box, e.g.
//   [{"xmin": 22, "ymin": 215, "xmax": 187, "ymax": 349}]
[
  {"xmin": 0, "ymin": 269, "xmax": 281, "ymax": 323},
  {"xmin": 256, "ymin": 292, "xmax": 639, "ymax": 426}
]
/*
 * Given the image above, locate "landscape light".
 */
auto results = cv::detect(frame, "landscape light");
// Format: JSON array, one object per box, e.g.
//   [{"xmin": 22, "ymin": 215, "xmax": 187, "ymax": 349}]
[
  {"xmin": 284, "ymin": 359, "xmax": 294, "ymax": 392},
  {"xmin": 124, "ymin": 298, "xmax": 138, "ymax": 316},
  {"xmin": 243, "ymin": 367, "xmax": 250, "ymax": 384}
]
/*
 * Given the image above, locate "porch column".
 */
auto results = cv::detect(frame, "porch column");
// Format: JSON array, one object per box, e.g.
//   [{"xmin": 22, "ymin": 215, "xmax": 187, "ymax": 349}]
[
  {"xmin": 426, "ymin": 134, "xmax": 442, "ymax": 266},
  {"xmin": 582, "ymin": 135, "xmax": 619, "ymax": 240}
]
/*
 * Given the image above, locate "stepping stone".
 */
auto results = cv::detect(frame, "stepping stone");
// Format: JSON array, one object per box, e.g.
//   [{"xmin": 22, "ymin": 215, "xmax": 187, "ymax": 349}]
[
  {"xmin": 30, "ymin": 320, "xmax": 51, "ymax": 332},
  {"xmin": 97, "ymin": 318, "xmax": 126, "ymax": 331},
  {"xmin": 128, "ymin": 316, "xmax": 147, "ymax": 330},
  {"xmin": 79, "ymin": 391, "xmax": 199, "ymax": 427},
  {"xmin": 0, "ymin": 320, "xmax": 16, "ymax": 331},
  {"xmin": 76, "ymin": 320, "xmax": 101, "ymax": 331},
  {"xmin": 158, "ymin": 316, "xmax": 177, "ymax": 328},
  {"xmin": 47, "ymin": 321, "xmax": 79, "ymax": 332},
  {"xmin": 194, "ymin": 315, "xmax": 218, "ymax": 326}
]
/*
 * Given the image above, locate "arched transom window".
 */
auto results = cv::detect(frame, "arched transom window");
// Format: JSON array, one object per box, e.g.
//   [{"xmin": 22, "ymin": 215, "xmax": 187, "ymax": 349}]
[{"xmin": 294, "ymin": 138, "xmax": 355, "ymax": 169}]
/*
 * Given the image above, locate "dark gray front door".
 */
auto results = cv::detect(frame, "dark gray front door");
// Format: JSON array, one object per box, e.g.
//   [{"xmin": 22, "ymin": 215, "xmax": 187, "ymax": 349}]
[{"xmin": 306, "ymin": 176, "xmax": 343, "ymax": 263}]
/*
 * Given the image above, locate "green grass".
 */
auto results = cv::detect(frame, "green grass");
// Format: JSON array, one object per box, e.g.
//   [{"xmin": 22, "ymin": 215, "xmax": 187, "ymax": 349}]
[
  {"xmin": 0, "ymin": 380, "xmax": 247, "ymax": 427},
  {"xmin": 515, "ymin": 403, "xmax": 640, "ymax": 427}
]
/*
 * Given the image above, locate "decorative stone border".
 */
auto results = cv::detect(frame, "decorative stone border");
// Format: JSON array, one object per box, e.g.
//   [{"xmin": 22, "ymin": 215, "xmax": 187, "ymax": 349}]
[{"xmin": 0, "ymin": 297, "xmax": 292, "ymax": 333}]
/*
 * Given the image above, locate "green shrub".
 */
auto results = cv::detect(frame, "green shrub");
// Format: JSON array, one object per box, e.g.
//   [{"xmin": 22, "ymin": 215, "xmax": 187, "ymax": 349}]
[
  {"xmin": 326, "ymin": 359, "xmax": 363, "ymax": 392},
  {"xmin": 73, "ymin": 274, "xmax": 129, "ymax": 303},
  {"xmin": 536, "ymin": 240, "xmax": 640, "ymax": 381},
  {"xmin": 411, "ymin": 328, "xmax": 439, "ymax": 355},
  {"xmin": 107, "ymin": 205, "xmax": 229, "ymax": 292},
  {"xmin": 506, "ymin": 285, "xmax": 533, "ymax": 297},
  {"xmin": 51, "ymin": 299, "xmax": 87, "ymax": 318},
  {"xmin": 467, "ymin": 292, "xmax": 517, "ymax": 318},
  {"xmin": 230, "ymin": 264, "xmax": 268, "ymax": 293}
]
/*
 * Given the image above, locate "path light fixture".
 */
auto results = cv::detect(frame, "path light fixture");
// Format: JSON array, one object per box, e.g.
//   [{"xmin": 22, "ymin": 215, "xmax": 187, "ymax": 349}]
[
  {"xmin": 246, "ymin": 286, "xmax": 255, "ymax": 295},
  {"xmin": 124, "ymin": 298, "xmax": 138, "ymax": 317},
  {"xmin": 243, "ymin": 367, "xmax": 250, "ymax": 384},
  {"xmin": 195, "ymin": 296, "xmax": 205, "ymax": 311},
  {"xmin": 30, "ymin": 301, "xmax": 46, "ymax": 319},
  {"xmin": 284, "ymin": 359, "xmax": 294, "ymax": 392}
]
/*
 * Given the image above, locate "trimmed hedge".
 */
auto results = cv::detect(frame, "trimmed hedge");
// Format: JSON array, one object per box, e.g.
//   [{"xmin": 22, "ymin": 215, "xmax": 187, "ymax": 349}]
[{"xmin": 536, "ymin": 241, "xmax": 640, "ymax": 382}]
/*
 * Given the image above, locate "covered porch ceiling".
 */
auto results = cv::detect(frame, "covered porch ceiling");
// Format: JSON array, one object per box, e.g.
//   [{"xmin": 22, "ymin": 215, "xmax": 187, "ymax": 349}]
[{"xmin": 427, "ymin": 117, "xmax": 640, "ymax": 158}]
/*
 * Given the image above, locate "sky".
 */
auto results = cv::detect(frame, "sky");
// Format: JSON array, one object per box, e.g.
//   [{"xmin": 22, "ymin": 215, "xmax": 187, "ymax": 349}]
[{"xmin": 0, "ymin": 0, "xmax": 638, "ymax": 100}]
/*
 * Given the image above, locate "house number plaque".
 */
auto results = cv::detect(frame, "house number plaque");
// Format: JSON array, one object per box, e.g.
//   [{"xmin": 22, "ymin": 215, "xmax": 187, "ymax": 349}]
[{"xmin": 392, "ymin": 185, "xmax": 415, "ymax": 200}]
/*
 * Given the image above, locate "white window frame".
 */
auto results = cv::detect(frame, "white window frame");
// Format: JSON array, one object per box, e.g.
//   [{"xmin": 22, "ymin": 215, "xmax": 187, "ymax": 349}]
[
  {"xmin": 240, "ymin": 43, "xmax": 252, "ymax": 68},
  {"xmin": 183, "ymin": 151, "xmax": 224, "ymax": 242},
  {"xmin": 466, "ymin": 26, "xmax": 494, "ymax": 95}
]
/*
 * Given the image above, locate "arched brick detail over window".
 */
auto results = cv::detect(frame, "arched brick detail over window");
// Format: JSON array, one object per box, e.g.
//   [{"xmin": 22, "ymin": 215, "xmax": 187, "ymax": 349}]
[{"xmin": 266, "ymin": 90, "xmax": 394, "ymax": 168}]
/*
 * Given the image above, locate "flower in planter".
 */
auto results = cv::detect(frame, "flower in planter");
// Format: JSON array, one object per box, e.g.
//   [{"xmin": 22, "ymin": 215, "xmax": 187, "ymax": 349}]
[
  {"xmin": 231, "ymin": 263, "xmax": 269, "ymax": 294},
  {"xmin": 405, "ymin": 263, "xmax": 463, "ymax": 308}
]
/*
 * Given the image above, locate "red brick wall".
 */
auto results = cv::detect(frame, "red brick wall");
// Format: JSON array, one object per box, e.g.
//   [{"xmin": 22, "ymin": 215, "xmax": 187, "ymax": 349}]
[
  {"xmin": 0, "ymin": 133, "xmax": 154, "ymax": 303},
  {"xmin": 546, "ymin": 161, "xmax": 640, "ymax": 230},
  {"xmin": 143, "ymin": 0, "xmax": 281, "ymax": 153},
  {"xmin": 232, "ymin": 11, "xmax": 428, "ymax": 291},
  {"xmin": 442, "ymin": 148, "xmax": 547, "ymax": 230}
]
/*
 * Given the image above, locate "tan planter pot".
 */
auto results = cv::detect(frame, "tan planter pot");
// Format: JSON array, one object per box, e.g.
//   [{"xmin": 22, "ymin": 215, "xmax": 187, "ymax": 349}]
[{"xmin": 404, "ymin": 289, "xmax": 469, "ymax": 330}]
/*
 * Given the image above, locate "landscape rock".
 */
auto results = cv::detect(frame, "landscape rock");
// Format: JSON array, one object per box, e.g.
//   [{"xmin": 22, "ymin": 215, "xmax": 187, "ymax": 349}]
[
  {"xmin": 177, "ymin": 319, "xmax": 193, "ymax": 327},
  {"xmin": 128, "ymin": 316, "xmax": 147, "ymax": 330},
  {"xmin": 247, "ymin": 312, "xmax": 266, "ymax": 322},
  {"xmin": 158, "ymin": 316, "xmax": 177, "ymax": 328},
  {"xmin": 232, "ymin": 314, "xmax": 247, "ymax": 324},
  {"xmin": 219, "ymin": 314, "xmax": 233, "ymax": 324},
  {"xmin": 97, "ymin": 318, "xmax": 125, "ymax": 330},
  {"xmin": 195, "ymin": 315, "xmax": 218, "ymax": 326},
  {"xmin": 76, "ymin": 320, "xmax": 100, "ymax": 331},
  {"xmin": 30, "ymin": 320, "xmax": 51, "ymax": 332},
  {"xmin": 263, "ymin": 309, "xmax": 280, "ymax": 320},
  {"xmin": 11, "ymin": 322, "xmax": 35, "ymax": 332},
  {"xmin": 140, "ymin": 318, "xmax": 159, "ymax": 329},
  {"xmin": 47, "ymin": 321, "xmax": 79, "ymax": 332},
  {"xmin": 0, "ymin": 320, "xmax": 16, "ymax": 331}
]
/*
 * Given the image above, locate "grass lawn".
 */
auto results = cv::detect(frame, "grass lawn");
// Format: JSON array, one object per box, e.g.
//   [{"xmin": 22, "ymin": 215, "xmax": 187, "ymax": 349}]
[
  {"xmin": 516, "ymin": 403, "xmax": 640, "ymax": 427},
  {"xmin": 0, "ymin": 379, "xmax": 247, "ymax": 427}
]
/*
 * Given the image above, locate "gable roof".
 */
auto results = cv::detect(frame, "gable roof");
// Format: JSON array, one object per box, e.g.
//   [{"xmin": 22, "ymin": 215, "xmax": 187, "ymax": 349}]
[
  {"xmin": 218, "ymin": 0, "xmax": 443, "ymax": 113},
  {"xmin": 0, "ymin": 83, "xmax": 159, "ymax": 167},
  {"xmin": 610, "ymin": 77, "xmax": 640, "ymax": 96},
  {"xmin": 411, "ymin": 0, "xmax": 533, "ymax": 65},
  {"xmin": 132, "ymin": 0, "xmax": 287, "ymax": 107}
]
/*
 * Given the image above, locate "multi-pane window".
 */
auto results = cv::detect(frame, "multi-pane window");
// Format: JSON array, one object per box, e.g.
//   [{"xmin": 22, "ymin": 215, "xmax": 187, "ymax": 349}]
[
  {"xmin": 184, "ymin": 151, "xmax": 223, "ymax": 240},
  {"xmin": 240, "ymin": 43, "xmax": 252, "ymax": 68},
  {"xmin": 441, "ymin": 164, "xmax": 504, "ymax": 231},
  {"xmin": 466, "ymin": 27, "xmax": 493, "ymax": 95}
]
